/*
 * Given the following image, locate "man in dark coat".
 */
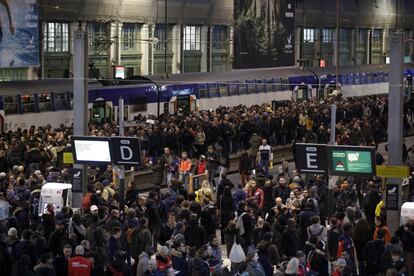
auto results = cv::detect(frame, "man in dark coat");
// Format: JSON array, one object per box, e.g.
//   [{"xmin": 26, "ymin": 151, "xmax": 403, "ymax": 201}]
[
  {"xmin": 184, "ymin": 214, "xmax": 207, "ymax": 250},
  {"xmin": 363, "ymin": 228, "xmax": 386, "ymax": 275},
  {"xmin": 53, "ymin": 244, "xmax": 72, "ymax": 276},
  {"xmin": 281, "ymin": 218, "xmax": 301, "ymax": 258},
  {"xmin": 146, "ymin": 191, "xmax": 161, "ymax": 249},
  {"xmin": 14, "ymin": 229, "xmax": 36, "ymax": 268}
]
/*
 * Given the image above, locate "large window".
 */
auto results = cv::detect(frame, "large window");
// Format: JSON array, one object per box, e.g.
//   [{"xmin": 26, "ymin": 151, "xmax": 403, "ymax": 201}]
[
  {"xmin": 21, "ymin": 95, "xmax": 36, "ymax": 113},
  {"xmin": 154, "ymin": 25, "xmax": 167, "ymax": 51},
  {"xmin": 212, "ymin": 26, "xmax": 227, "ymax": 50},
  {"xmin": 38, "ymin": 93, "xmax": 52, "ymax": 112},
  {"xmin": 372, "ymin": 29, "xmax": 382, "ymax": 47},
  {"xmin": 303, "ymin": 28, "xmax": 314, "ymax": 43},
  {"xmin": 44, "ymin": 23, "xmax": 69, "ymax": 52},
  {"xmin": 357, "ymin": 29, "xmax": 367, "ymax": 44},
  {"xmin": 322, "ymin": 29, "xmax": 333, "ymax": 43},
  {"xmin": 184, "ymin": 25, "xmax": 201, "ymax": 50},
  {"xmin": 88, "ymin": 23, "xmax": 108, "ymax": 52},
  {"xmin": 122, "ymin": 24, "xmax": 139, "ymax": 51},
  {"xmin": 4, "ymin": 96, "xmax": 18, "ymax": 114}
]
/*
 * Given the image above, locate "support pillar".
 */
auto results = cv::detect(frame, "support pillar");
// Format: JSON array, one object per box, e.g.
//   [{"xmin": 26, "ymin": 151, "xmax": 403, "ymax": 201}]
[
  {"xmin": 387, "ymin": 29, "xmax": 404, "ymax": 234},
  {"xmin": 73, "ymin": 29, "xmax": 89, "ymax": 208}
]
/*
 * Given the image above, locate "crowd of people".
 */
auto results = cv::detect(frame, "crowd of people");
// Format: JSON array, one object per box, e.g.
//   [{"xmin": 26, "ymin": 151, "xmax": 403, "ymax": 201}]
[{"xmin": 0, "ymin": 95, "xmax": 413, "ymax": 276}]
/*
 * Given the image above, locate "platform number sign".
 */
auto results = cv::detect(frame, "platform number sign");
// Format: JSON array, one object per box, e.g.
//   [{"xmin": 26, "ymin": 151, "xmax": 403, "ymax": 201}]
[
  {"xmin": 294, "ymin": 143, "xmax": 328, "ymax": 173},
  {"xmin": 109, "ymin": 137, "xmax": 141, "ymax": 165}
]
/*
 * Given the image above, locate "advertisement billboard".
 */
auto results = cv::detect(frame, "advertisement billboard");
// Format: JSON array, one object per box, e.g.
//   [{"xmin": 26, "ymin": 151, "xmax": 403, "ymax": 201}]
[
  {"xmin": 328, "ymin": 146, "xmax": 376, "ymax": 176},
  {"xmin": 0, "ymin": 0, "xmax": 39, "ymax": 67},
  {"xmin": 234, "ymin": 0, "xmax": 295, "ymax": 69}
]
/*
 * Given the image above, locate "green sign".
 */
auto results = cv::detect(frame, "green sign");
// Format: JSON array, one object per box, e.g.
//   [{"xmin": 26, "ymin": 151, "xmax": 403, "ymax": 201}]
[{"xmin": 329, "ymin": 146, "xmax": 375, "ymax": 176}]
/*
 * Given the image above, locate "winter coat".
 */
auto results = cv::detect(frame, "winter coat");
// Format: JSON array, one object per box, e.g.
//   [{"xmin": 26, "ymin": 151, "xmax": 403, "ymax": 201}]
[
  {"xmin": 170, "ymin": 249, "xmax": 189, "ymax": 276},
  {"xmin": 307, "ymin": 223, "xmax": 327, "ymax": 243},
  {"xmin": 136, "ymin": 252, "xmax": 151, "ymax": 276},
  {"xmin": 191, "ymin": 257, "xmax": 210, "ymax": 276}
]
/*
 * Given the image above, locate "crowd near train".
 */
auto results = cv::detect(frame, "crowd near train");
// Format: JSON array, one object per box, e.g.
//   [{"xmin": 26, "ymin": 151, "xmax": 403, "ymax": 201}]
[
  {"xmin": 0, "ymin": 64, "xmax": 413, "ymax": 132},
  {"xmin": 0, "ymin": 65, "xmax": 413, "ymax": 276}
]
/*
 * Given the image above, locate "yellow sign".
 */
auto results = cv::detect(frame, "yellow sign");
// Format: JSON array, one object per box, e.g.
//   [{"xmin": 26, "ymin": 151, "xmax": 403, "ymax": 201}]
[
  {"xmin": 376, "ymin": 165, "xmax": 410, "ymax": 179},
  {"xmin": 63, "ymin": 152, "xmax": 74, "ymax": 164}
]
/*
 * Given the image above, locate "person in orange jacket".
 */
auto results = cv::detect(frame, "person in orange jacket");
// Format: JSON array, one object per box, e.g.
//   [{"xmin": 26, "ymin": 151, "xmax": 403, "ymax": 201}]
[
  {"xmin": 373, "ymin": 216, "xmax": 392, "ymax": 244},
  {"xmin": 179, "ymin": 151, "xmax": 192, "ymax": 189},
  {"xmin": 68, "ymin": 245, "xmax": 92, "ymax": 276}
]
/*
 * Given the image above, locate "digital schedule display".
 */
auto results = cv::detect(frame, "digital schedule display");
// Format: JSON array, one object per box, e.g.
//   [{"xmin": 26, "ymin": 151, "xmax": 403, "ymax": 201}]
[{"xmin": 72, "ymin": 137, "xmax": 112, "ymax": 164}]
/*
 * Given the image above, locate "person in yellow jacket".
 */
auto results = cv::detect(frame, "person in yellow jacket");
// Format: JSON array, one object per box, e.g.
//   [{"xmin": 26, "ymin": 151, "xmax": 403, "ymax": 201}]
[
  {"xmin": 375, "ymin": 200, "xmax": 384, "ymax": 218},
  {"xmin": 195, "ymin": 180, "xmax": 214, "ymax": 206}
]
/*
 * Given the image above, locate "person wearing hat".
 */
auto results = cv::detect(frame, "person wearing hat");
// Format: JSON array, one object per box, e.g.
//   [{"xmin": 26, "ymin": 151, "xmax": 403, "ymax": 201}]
[
  {"xmin": 1, "ymin": 227, "xmax": 18, "ymax": 275},
  {"xmin": 332, "ymin": 258, "xmax": 347, "ymax": 276},
  {"xmin": 309, "ymin": 240, "xmax": 329, "ymax": 276},
  {"xmin": 68, "ymin": 245, "xmax": 92, "ymax": 276},
  {"xmin": 156, "ymin": 246, "xmax": 173, "ymax": 273}
]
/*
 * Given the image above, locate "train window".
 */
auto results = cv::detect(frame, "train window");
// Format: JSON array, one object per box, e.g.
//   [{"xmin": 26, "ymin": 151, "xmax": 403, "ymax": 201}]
[
  {"xmin": 4, "ymin": 96, "xmax": 18, "ymax": 114},
  {"xmin": 256, "ymin": 80, "xmax": 265, "ymax": 93},
  {"xmin": 228, "ymin": 81, "xmax": 239, "ymax": 96},
  {"xmin": 21, "ymin": 95, "xmax": 36, "ymax": 113},
  {"xmin": 54, "ymin": 93, "xmax": 67, "ymax": 110},
  {"xmin": 198, "ymin": 84, "xmax": 209, "ymax": 98},
  {"xmin": 218, "ymin": 83, "xmax": 228, "ymax": 97},
  {"xmin": 208, "ymin": 83, "xmax": 219, "ymax": 97},
  {"xmin": 239, "ymin": 83, "xmax": 247, "ymax": 95},
  {"xmin": 130, "ymin": 96, "xmax": 147, "ymax": 112},
  {"xmin": 38, "ymin": 93, "xmax": 52, "ymax": 112},
  {"xmin": 246, "ymin": 81, "xmax": 257, "ymax": 94}
]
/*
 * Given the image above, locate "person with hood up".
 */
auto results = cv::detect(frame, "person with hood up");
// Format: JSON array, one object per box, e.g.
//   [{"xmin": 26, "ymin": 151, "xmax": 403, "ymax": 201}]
[
  {"xmin": 191, "ymin": 245, "xmax": 211, "ymax": 276},
  {"xmin": 136, "ymin": 245, "xmax": 154, "ymax": 276},
  {"xmin": 232, "ymin": 183, "xmax": 247, "ymax": 209},
  {"xmin": 170, "ymin": 242, "xmax": 189, "ymax": 276}
]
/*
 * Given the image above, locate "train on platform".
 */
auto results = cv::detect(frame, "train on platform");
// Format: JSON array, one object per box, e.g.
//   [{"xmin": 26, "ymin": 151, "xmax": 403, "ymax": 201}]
[{"xmin": 0, "ymin": 64, "xmax": 413, "ymax": 131}]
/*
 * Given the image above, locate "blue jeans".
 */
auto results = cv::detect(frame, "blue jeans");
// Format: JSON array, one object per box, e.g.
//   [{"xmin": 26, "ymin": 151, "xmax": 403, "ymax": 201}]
[{"xmin": 258, "ymin": 159, "xmax": 269, "ymax": 176}]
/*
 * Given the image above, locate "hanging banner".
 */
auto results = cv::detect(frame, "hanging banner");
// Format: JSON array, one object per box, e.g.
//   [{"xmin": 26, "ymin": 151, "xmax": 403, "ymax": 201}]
[
  {"xmin": 0, "ymin": 0, "xmax": 39, "ymax": 67},
  {"xmin": 234, "ymin": 0, "xmax": 295, "ymax": 69}
]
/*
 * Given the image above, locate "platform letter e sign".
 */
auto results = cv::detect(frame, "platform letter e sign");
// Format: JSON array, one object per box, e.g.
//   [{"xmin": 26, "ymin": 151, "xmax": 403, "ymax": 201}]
[{"xmin": 306, "ymin": 146, "xmax": 318, "ymax": 169}]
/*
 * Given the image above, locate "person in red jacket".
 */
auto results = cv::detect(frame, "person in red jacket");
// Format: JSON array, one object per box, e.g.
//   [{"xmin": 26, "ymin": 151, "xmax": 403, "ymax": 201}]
[
  {"xmin": 68, "ymin": 245, "xmax": 92, "ymax": 276},
  {"xmin": 246, "ymin": 180, "xmax": 264, "ymax": 209},
  {"xmin": 156, "ymin": 246, "xmax": 173, "ymax": 273}
]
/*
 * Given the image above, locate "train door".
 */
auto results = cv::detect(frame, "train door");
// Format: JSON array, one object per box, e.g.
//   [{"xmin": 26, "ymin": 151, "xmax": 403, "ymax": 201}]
[
  {"xmin": 292, "ymin": 83, "xmax": 310, "ymax": 102},
  {"xmin": 91, "ymin": 98, "xmax": 113, "ymax": 124},
  {"xmin": 168, "ymin": 95, "xmax": 197, "ymax": 114},
  {"xmin": 324, "ymin": 83, "xmax": 341, "ymax": 99}
]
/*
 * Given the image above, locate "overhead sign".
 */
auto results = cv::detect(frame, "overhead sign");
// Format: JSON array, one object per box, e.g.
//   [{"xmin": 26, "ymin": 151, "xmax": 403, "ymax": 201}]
[
  {"xmin": 109, "ymin": 137, "xmax": 141, "ymax": 165},
  {"xmin": 72, "ymin": 136, "xmax": 112, "ymax": 165},
  {"xmin": 386, "ymin": 183, "xmax": 399, "ymax": 211},
  {"xmin": 294, "ymin": 143, "xmax": 328, "ymax": 173},
  {"xmin": 115, "ymin": 65, "xmax": 125, "ymax": 79},
  {"xmin": 0, "ymin": 0, "xmax": 39, "ymax": 67},
  {"xmin": 377, "ymin": 165, "xmax": 410, "ymax": 179},
  {"xmin": 328, "ymin": 146, "xmax": 376, "ymax": 176}
]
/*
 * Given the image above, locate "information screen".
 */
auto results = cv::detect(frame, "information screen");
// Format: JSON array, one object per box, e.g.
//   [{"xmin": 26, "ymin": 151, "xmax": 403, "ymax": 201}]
[
  {"xmin": 72, "ymin": 137, "xmax": 112, "ymax": 164},
  {"xmin": 328, "ymin": 146, "xmax": 375, "ymax": 176}
]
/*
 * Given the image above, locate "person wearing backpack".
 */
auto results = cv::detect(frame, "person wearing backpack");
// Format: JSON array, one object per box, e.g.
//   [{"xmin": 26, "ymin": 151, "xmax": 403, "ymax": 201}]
[
  {"xmin": 363, "ymin": 228, "xmax": 386, "ymax": 276},
  {"xmin": 105, "ymin": 250, "xmax": 132, "ymax": 276},
  {"xmin": 307, "ymin": 216, "xmax": 327, "ymax": 243}
]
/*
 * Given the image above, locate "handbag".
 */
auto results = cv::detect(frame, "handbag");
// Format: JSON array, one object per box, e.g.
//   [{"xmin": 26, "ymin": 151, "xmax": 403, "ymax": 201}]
[{"xmin": 229, "ymin": 240, "xmax": 245, "ymax": 263}]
